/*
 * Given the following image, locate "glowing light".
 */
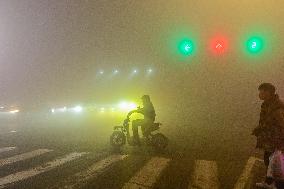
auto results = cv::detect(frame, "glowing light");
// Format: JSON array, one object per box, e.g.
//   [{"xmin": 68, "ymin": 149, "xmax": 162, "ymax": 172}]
[
  {"xmin": 58, "ymin": 107, "xmax": 67, "ymax": 112},
  {"xmin": 119, "ymin": 102, "xmax": 128, "ymax": 110},
  {"xmin": 118, "ymin": 102, "xmax": 137, "ymax": 111},
  {"xmin": 216, "ymin": 43, "xmax": 223, "ymax": 50},
  {"xmin": 246, "ymin": 37, "xmax": 264, "ymax": 54},
  {"xmin": 133, "ymin": 69, "xmax": 138, "ymax": 74},
  {"xmin": 147, "ymin": 69, "xmax": 153, "ymax": 73},
  {"xmin": 129, "ymin": 103, "xmax": 137, "ymax": 110},
  {"xmin": 73, "ymin": 106, "xmax": 83, "ymax": 113},
  {"xmin": 9, "ymin": 109, "xmax": 19, "ymax": 114},
  {"xmin": 210, "ymin": 36, "xmax": 228, "ymax": 55},
  {"xmin": 114, "ymin": 70, "xmax": 119, "ymax": 74},
  {"xmin": 99, "ymin": 70, "xmax": 104, "ymax": 74},
  {"xmin": 178, "ymin": 39, "xmax": 195, "ymax": 56},
  {"xmin": 100, "ymin": 107, "xmax": 105, "ymax": 113},
  {"xmin": 50, "ymin": 107, "xmax": 67, "ymax": 113}
]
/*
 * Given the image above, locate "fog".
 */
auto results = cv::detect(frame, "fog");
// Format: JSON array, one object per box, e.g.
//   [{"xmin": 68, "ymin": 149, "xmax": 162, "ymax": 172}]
[{"xmin": 0, "ymin": 0, "xmax": 284, "ymax": 161}]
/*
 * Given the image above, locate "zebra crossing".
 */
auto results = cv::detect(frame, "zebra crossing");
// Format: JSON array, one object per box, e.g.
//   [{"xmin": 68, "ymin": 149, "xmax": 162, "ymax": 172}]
[
  {"xmin": 233, "ymin": 157, "xmax": 264, "ymax": 189},
  {"xmin": 0, "ymin": 149, "xmax": 53, "ymax": 167},
  {"xmin": 190, "ymin": 160, "xmax": 219, "ymax": 189},
  {"xmin": 58, "ymin": 154, "xmax": 129, "ymax": 189},
  {"xmin": 0, "ymin": 152, "xmax": 87, "ymax": 189},
  {"xmin": 0, "ymin": 147, "xmax": 16, "ymax": 155},
  {"xmin": 123, "ymin": 157, "xmax": 170, "ymax": 189},
  {"xmin": 0, "ymin": 146, "xmax": 262, "ymax": 189}
]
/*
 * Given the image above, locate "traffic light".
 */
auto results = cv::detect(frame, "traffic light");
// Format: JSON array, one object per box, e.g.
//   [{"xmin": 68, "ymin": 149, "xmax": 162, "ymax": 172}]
[
  {"xmin": 246, "ymin": 37, "xmax": 264, "ymax": 54},
  {"xmin": 173, "ymin": 33, "xmax": 268, "ymax": 58},
  {"xmin": 210, "ymin": 36, "xmax": 229, "ymax": 55},
  {"xmin": 178, "ymin": 39, "xmax": 195, "ymax": 56}
]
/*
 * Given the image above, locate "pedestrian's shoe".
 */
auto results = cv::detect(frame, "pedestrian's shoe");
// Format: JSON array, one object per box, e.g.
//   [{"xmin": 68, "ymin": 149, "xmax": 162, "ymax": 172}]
[{"xmin": 256, "ymin": 182, "xmax": 277, "ymax": 189}]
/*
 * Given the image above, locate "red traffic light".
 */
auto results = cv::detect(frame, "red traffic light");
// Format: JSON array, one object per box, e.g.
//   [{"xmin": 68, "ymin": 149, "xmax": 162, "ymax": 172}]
[{"xmin": 210, "ymin": 36, "xmax": 229, "ymax": 55}]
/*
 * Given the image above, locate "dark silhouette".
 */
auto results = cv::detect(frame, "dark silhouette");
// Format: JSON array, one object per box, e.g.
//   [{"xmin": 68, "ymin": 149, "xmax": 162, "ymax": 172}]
[
  {"xmin": 253, "ymin": 83, "xmax": 284, "ymax": 188},
  {"xmin": 127, "ymin": 95, "xmax": 156, "ymax": 145}
]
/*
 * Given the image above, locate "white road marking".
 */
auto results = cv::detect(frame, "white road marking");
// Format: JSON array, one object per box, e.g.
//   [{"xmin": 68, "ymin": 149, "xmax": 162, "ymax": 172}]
[
  {"xmin": 233, "ymin": 157, "xmax": 264, "ymax": 189},
  {"xmin": 190, "ymin": 160, "xmax": 219, "ymax": 189},
  {"xmin": 60, "ymin": 154, "xmax": 128, "ymax": 189},
  {"xmin": 0, "ymin": 152, "xmax": 87, "ymax": 189},
  {"xmin": 123, "ymin": 157, "xmax": 170, "ymax": 189},
  {"xmin": 0, "ymin": 147, "xmax": 16, "ymax": 154},
  {"xmin": 0, "ymin": 149, "xmax": 53, "ymax": 167}
]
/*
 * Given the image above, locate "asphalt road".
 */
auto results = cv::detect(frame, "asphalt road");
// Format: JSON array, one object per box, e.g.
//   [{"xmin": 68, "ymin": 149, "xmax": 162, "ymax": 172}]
[{"xmin": 0, "ymin": 114, "xmax": 264, "ymax": 189}]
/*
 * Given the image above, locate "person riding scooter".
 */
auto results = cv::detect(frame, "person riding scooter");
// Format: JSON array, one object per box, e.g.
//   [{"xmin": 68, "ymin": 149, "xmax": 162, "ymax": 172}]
[{"xmin": 126, "ymin": 95, "xmax": 156, "ymax": 145}]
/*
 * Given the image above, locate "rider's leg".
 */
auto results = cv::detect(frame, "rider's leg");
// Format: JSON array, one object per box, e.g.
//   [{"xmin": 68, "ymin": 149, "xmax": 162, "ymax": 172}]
[
  {"xmin": 141, "ymin": 124, "xmax": 150, "ymax": 138},
  {"xmin": 142, "ymin": 119, "xmax": 154, "ymax": 138},
  {"xmin": 132, "ymin": 119, "xmax": 143, "ymax": 145}
]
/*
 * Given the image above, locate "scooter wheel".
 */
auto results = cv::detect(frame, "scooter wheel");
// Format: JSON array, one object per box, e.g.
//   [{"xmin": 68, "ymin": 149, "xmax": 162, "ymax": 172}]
[
  {"xmin": 152, "ymin": 133, "xmax": 168, "ymax": 151},
  {"xmin": 110, "ymin": 131, "xmax": 126, "ymax": 147}
]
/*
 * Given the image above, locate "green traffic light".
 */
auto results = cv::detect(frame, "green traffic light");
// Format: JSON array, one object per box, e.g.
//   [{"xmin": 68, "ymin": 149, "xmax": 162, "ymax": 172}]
[
  {"xmin": 178, "ymin": 39, "xmax": 195, "ymax": 56},
  {"xmin": 246, "ymin": 37, "xmax": 264, "ymax": 54}
]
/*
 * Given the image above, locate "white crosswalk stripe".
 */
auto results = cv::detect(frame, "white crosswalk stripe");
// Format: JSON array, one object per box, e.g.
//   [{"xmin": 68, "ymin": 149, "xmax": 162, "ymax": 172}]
[
  {"xmin": 0, "ymin": 150, "xmax": 251, "ymax": 189},
  {"xmin": 123, "ymin": 157, "xmax": 170, "ymax": 189},
  {"xmin": 233, "ymin": 157, "xmax": 264, "ymax": 189},
  {"xmin": 0, "ymin": 152, "xmax": 87, "ymax": 189},
  {"xmin": 190, "ymin": 160, "xmax": 220, "ymax": 189},
  {"xmin": 0, "ymin": 147, "xmax": 16, "ymax": 154},
  {"xmin": 0, "ymin": 149, "xmax": 53, "ymax": 167},
  {"xmin": 59, "ymin": 154, "xmax": 128, "ymax": 189}
]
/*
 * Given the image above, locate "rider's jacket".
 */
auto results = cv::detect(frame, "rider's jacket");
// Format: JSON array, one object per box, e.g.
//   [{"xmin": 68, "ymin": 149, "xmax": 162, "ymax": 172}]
[{"xmin": 137, "ymin": 102, "xmax": 156, "ymax": 122}]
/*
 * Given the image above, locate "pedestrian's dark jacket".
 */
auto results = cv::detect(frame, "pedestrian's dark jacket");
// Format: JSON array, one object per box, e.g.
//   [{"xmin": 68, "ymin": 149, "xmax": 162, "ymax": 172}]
[{"xmin": 253, "ymin": 94, "xmax": 284, "ymax": 152}]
